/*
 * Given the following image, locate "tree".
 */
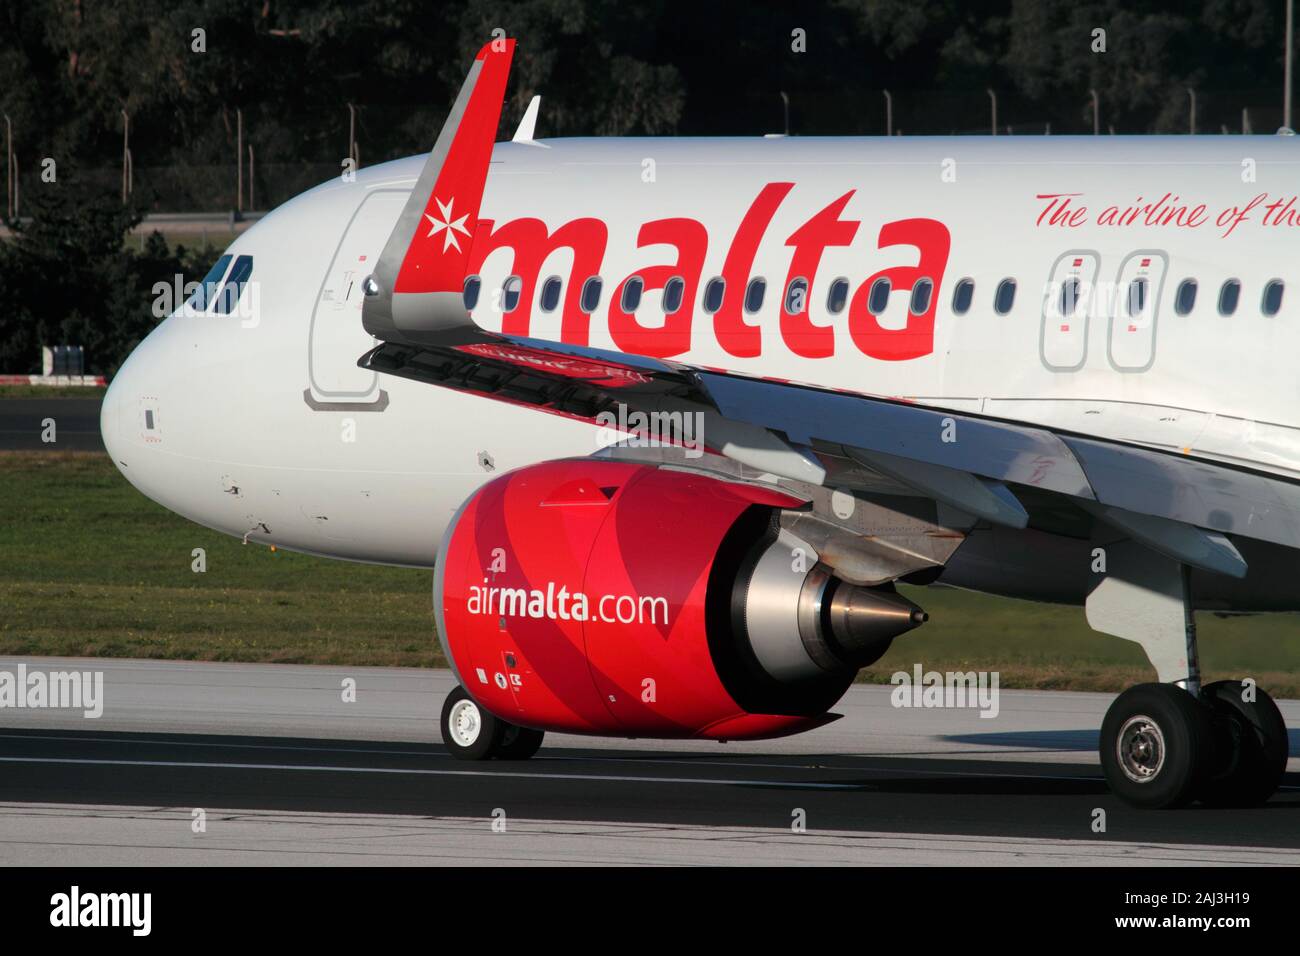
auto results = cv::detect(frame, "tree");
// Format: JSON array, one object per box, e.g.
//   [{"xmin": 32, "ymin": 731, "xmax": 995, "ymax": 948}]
[{"xmin": 0, "ymin": 167, "xmax": 206, "ymax": 374}]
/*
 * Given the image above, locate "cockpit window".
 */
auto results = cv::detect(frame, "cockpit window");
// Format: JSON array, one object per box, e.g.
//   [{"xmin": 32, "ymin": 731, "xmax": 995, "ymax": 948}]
[
  {"xmin": 187, "ymin": 255, "xmax": 232, "ymax": 312},
  {"xmin": 213, "ymin": 255, "xmax": 254, "ymax": 315}
]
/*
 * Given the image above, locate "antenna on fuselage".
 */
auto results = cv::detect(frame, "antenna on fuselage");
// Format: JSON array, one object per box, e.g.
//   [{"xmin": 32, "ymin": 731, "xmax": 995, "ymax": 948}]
[{"xmin": 512, "ymin": 95, "xmax": 545, "ymax": 146}]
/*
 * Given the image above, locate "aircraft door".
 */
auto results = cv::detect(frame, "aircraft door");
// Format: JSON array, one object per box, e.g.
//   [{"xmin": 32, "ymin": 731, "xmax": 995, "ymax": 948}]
[
  {"xmin": 1039, "ymin": 250, "xmax": 1099, "ymax": 371},
  {"xmin": 305, "ymin": 189, "xmax": 408, "ymax": 408},
  {"xmin": 1108, "ymin": 250, "xmax": 1167, "ymax": 372}
]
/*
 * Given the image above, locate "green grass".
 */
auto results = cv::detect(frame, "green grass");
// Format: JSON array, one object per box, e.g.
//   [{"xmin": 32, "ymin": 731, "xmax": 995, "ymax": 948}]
[
  {"xmin": 1, "ymin": 451, "xmax": 1297, "ymax": 694},
  {"xmin": 0, "ymin": 452, "xmax": 436, "ymax": 666},
  {"xmin": 872, "ymin": 586, "xmax": 1300, "ymax": 696}
]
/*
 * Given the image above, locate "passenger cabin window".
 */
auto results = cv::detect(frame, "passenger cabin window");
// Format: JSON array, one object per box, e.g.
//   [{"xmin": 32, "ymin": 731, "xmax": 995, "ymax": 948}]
[
  {"xmin": 1059, "ymin": 277, "xmax": 1081, "ymax": 317},
  {"xmin": 463, "ymin": 275, "xmax": 482, "ymax": 310},
  {"xmin": 502, "ymin": 275, "xmax": 523, "ymax": 313},
  {"xmin": 910, "ymin": 278, "xmax": 934, "ymax": 316},
  {"xmin": 580, "ymin": 277, "xmax": 603, "ymax": 313},
  {"xmin": 867, "ymin": 277, "xmax": 891, "ymax": 315},
  {"xmin": 994, "ymin": 278, "xmax": 1017, "ymax": 315},
  {"xmin": 662, "ymin": 277, "xmax": 685, "ymax": 314},
  {"xmin": 188, "ymin": 255, "xmax": 232, "ymax": 312},
  {"xmin": 1126, "ymin": 278, "xmax": 1148, "ymax": 317},
  {"xmin": 1218, "ymin": 279, "xmax": 1241, "ymax": 316},
  {"xmin": 1262, "ymin": 279, "xmax": 1284, "ymax": 316},
  {"xmin": 826, "ymin": 277, "xmax": 849, "ymax": 314},
  {"xmin": 744, "ymin": 277, "xmax": 766, "ymax": 314},
  {"xmin": 1173, "ymin": 279, "xmax": 1196, "ymax": 315},
  {"xmin": 784, "ymin": 277, "xmax": 809, "ymax": 314},
  {"xmin": 213, "ymin": 255, "xmax": 254, "ymax": 315},
  {"xmin": 951, "ymin": 278, "xmax": 974, "ymax": 315},
  {"xmin": 539, "ymin": 276, "xmax": 562, "ymax": 313},
  {"xmin": 621, "ymin": 276, "xmax": 645, "ymax": 312},
  {"xmin": 702, "ymin": 277, "xmax": 726, "ymax": 314}
]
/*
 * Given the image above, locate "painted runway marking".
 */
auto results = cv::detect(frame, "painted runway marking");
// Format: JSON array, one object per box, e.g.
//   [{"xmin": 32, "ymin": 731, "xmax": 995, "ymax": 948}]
[
  {"xmin": 0, "ymin": 732, "xmax": 439, "ymax": 758},
  {"xmin": 0, "ymin": 733, "xmax": 861, "ymax": 772},
  {"xmin": 0, "ymin": 735, "xmax": 1103, "ymax": 781},
  {"xmin": 0, "ymin": 756, "xmax": 868, "ymax": 790}
]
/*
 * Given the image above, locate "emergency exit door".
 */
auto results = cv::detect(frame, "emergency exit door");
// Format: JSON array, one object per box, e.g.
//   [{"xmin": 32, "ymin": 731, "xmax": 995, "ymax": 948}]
[
  {"xmin": 1039, "ymin": 250, "xmax": 1099, "ymax": 371},
  {"xmin": 1108, "ymin": 250, "xmax": 1167, "ymax": 372}
]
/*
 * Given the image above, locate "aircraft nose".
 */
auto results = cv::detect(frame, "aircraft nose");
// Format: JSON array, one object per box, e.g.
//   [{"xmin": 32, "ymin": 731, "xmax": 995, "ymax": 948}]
[
  {"xmin": 99, "ymin": 363, "xmax": 126, "ymax": 464},
  {"xmin": 100, "ymin": 319, "xmax": 170, "ymax": 483}
]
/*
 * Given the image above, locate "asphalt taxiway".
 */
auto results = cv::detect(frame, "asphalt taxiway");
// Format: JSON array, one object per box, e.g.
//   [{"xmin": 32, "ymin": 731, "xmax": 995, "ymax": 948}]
[
  {"xmin": 0, "ymin": 658, "xmax": 1296, "ymax": 865},
  {"xmin": 0, "ymin": 398, "xmax": 103, "ymax": 451}
]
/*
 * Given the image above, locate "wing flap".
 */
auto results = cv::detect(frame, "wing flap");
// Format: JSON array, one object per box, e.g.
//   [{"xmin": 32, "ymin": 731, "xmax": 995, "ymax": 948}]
[
  {"xmin": 1065, "ymin": 436, "xmax": 1300, "ymax": 553},
  {"xmin": 698, "ymin": 372, "xmax": 1094, "ymax": 499},
  {"xmin": 1081, "ymin": 501, "xmax": 1248, "ymax": 579},
  {"xmin": 847, "ymin": 447, "xmax": 1030, "ymax": 529}
]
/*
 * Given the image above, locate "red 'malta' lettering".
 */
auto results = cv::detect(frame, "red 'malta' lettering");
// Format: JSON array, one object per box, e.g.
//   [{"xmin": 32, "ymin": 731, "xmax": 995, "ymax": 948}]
[{"xmin": 466, "ymin": 184, "xmax": 950, "ymax": 362}]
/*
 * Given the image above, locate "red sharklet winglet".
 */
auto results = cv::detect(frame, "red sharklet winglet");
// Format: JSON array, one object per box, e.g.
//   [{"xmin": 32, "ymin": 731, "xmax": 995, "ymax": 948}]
[
  {"xmin": 395, "ymin": 39, "xmax": 514, "ymax": 295},
  {"xmin": 362, "ymin": 38, "xmax": 515, "ymax": 344}
]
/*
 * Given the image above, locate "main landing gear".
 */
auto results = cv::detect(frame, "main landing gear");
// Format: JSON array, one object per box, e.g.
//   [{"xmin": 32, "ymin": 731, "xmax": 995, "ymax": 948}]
[
  {"xmin": 440, "ymin": 685, "xmax": 545, "ymax": 761},
  {"xmin": 1100, "ymin": 680, "xmax": 1286, "ymax": 808},
  {"xmin": 1088, "ymin": 540, "xmax": 1288, "ymax": 809}
]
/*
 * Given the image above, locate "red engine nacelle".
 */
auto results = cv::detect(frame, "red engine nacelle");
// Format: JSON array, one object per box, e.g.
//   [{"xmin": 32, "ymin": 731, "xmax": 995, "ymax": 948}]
[{"xmin": 435, "ymin": 458, "xmax": 926, "ymax": 740}]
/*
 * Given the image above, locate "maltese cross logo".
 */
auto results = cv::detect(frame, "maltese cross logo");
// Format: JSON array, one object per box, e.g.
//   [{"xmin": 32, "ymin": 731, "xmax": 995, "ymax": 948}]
[{"xmin": 423, "ymin": 196, "xmax": 471, "ymax": 253}]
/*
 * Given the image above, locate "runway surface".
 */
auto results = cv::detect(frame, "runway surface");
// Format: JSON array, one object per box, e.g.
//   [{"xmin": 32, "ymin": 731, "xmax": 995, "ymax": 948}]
[
  {"xmin": 0, "ymin": 657, "xmax": 1296, "ymax": 865},
  {"xmin": 0, "ymin": 398, "xmax": 104, "ymax": 451}
]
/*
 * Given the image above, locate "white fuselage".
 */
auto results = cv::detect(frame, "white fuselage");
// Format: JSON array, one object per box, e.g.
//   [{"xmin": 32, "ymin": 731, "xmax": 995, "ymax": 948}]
[{"xmin": 102, "ymin": 135, "xmax": 1300, "ymax": 572}]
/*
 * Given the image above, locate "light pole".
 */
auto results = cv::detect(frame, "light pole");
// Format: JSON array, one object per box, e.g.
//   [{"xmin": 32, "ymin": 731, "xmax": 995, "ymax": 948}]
[
  {"xmin": 1090, "ymin": 89, "xmax": 1100, "ymax": 134},
  {"xmin": 347, "ymin": 103, "xmax": 358, "ymax": 166},
  {"xmin": 883, "ymin": 90, "xmax": 892, "ymax": 136},
  {"xmin": 1187, "ymin": 88, "xmax": 1196, "ymax": 134},
  {"xmin": 3, "ymin": 113, "xmax": 11, "ymax": 221},
  {"xmin": 1287, "ymin": 0, "xmax": 1294, "ymax": 129},
  {"xmin": 248, "ymin": 144, "xmax": 255, "ymax": 211},
  {"xmin": 236, "ymin": 107, "xmax": 243, "ymax": 214},
  {"xmin": 780, "ymin": 91, "xmax": 789, "ymax": 135},
  {"xmin": 121, "ymin": 109, "xmax": 131, "ymax": 203},
  {"xmin": 987, "ymin": 88, "xmax": 997, "ymax": 135}
]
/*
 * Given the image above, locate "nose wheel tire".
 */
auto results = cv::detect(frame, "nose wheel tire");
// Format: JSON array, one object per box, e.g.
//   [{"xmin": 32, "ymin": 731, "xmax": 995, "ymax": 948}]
[
  {"xmin": 441, "ymin": 686, "xmax": 503, "ymax": 760},
  {"xmin": 495, "ymin": 723, "xmax": 546, "ymax": 760},
  {"xmin": 1101, "ymin": 683, "xmax": 1216, "ymax": 809},
  {"xmin": 440, "ymin": 685, "xmax": 545, "ymax": 761},
  {"xmin": 1197, "ymin": 680, "xmax": 1288, "ymax": 807}
]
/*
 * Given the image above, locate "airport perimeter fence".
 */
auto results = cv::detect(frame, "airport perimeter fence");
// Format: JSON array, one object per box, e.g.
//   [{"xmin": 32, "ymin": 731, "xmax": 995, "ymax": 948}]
[
  {"xmin": 6, "ymin": 164, "xmax": 341, "ymax": 218},
  {"xmin": 0, "ymin": 89, "xmax": 1291, "ymax": 220}
]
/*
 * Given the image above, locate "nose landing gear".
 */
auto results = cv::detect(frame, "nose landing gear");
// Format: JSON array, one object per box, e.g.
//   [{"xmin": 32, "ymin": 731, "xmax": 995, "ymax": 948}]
[{"xmin": 440, "ymin": 685, "xmax": 545, "ymax": 761}]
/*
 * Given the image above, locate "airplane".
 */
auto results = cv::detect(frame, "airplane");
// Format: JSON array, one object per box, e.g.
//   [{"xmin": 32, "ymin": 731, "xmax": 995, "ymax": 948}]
[{"xmin": 100, "ymin": 38, "xmax": 1297, "ymax": 809}]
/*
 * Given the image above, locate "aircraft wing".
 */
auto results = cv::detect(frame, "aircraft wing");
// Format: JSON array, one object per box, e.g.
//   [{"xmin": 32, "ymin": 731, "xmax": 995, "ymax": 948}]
[
  {"xmin": 357, "ymin": 37, "xmax": 1300, "ymax": 580},
  {"xmin": 364, "ymin": 324, "xmax": 1290, "ymax": 579}
]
